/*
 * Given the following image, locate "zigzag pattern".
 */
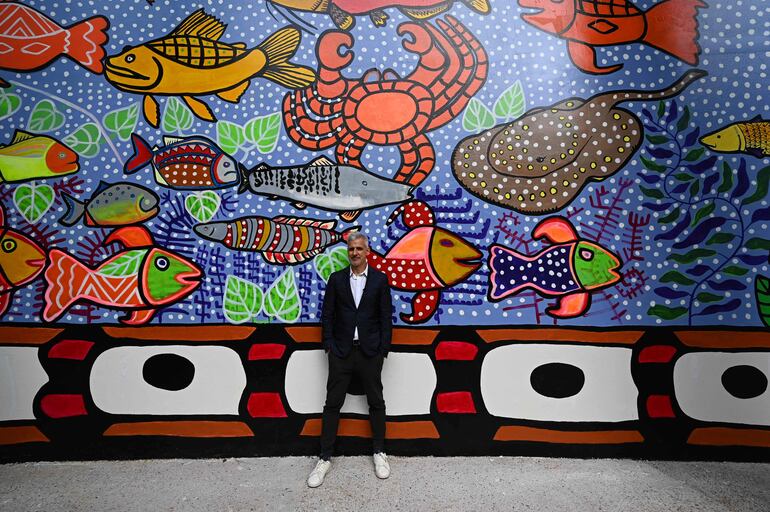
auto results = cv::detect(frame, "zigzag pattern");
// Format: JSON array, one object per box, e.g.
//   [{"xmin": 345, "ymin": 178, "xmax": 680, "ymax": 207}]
[{"xmin": 0, "ymin": 5, "xmax": 61, "ymax": 37}]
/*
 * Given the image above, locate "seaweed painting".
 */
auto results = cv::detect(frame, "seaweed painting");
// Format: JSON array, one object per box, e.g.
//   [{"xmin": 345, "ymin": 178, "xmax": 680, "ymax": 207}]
[{"xmin": 639, "ymin": 100, "xmax": 770, "ymax": 324}]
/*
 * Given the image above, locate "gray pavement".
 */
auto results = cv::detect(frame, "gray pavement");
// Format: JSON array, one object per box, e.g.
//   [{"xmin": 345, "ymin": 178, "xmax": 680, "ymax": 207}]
[{"xmin": 1, "ymin": 456, "xmax": 768, "ymax": 512}]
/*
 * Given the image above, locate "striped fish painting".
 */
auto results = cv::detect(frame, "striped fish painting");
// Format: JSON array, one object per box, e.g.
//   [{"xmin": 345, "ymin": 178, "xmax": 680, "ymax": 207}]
[{"xmin": 193, "ymin": 216, "xmax": 358, "ymax": 264}]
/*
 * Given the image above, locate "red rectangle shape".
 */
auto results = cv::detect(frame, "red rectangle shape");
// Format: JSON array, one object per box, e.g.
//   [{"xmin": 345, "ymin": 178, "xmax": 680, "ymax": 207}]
[
  {"xmin": 248, "ymin": 343, "xmax": 286, "ymax": 360},
  {"xmin": 646, "ymin": 395, "xmax": 676, "ymax": 418},
  {"xmin": 638, "ymin": 345, "xmax": 677, "ymax": 363},
  {"xmin": 48, "ymin": 339, "xmax": 95, "ymax": 360},
  {"xmin": 435, "ymin": 341, "xmax": 478, "ymax": 361},
  {"xmin": 40, "ymin": 394, "xmax": 87, "ymax": 418},
  {"xmin": 436, "ymin": 391, "xmax": 477, "ymax": 413},
  {"xmin": 247, "ymin": 392, "xmax": 287, "ymax": 418}
]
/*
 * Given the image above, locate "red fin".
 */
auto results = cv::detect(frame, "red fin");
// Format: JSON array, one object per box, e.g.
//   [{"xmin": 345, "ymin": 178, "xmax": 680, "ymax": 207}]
[
  {"xmin": 64, "ymin": 16, "xmax": 109, "ymax": 73},
  {"xmin": 643, "ymin": 0, "xmax": 706, "ymax": 65},
  {"xmin": 567, "ymin": 41, "xmax": 622, "ymax": 74},
  {"xmin": 533, "ymin": 217, "xmax": 578, "ymax": 244},
  {"xmin": 124, "ymin": 134, "xmax": 154, "ymax": 174},
  {"xmin": 0, "ymin": 292, "xmax": 10, "ymax": 317},
  {"xmin": 400, "ymin": 290, "xmax": 440, "ymax": 324},
  {"xmin": 386, "ymin": 200, "xmax": 435, "ymax": 228},
  {"xmin": 547, "ymin": 292, "xmax": 590, "ymax": 318},
  {"xmin": 121, "ymin": 309, "xmax": 155, "ymax": 325},
  {"xmin": 105, "ymin": 226, "xmax": 154, "ymax": 248},
  {"xmin": 43, "ymin": 249, "xmax": 90, "ymax": 322}
]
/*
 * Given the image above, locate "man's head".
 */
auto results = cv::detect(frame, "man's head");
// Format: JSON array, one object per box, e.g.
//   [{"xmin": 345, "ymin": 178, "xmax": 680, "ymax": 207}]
[{"xmin": 347, "ymin": 232, "xmax": 370, "ymax": 272}]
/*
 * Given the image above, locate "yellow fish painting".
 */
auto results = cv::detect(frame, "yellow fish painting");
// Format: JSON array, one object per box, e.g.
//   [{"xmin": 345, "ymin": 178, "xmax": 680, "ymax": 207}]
[{"xmin": 104, "ymin": 9, "xmax": 316, "ymax": 127}]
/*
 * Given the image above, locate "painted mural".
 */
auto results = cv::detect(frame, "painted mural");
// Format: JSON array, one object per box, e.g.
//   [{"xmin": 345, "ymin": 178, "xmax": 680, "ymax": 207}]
[{"xmin": 1, "ymin": 0, "xmax": 769, "ymax": 460}]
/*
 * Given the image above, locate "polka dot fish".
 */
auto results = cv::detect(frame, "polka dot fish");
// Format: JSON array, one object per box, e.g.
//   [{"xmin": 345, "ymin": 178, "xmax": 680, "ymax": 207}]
[
  {"xmin": 124, "ymin": 133, "xmax": 244, "ymax": 190},
  {"xmin": 368, "ymin": 200, "xmax": 482, "ymax": 323},
  {"xmin": 488, "ymin": 216, "xmax": 620, "ymax": 319},
  {"xmin": 452, "ymin": 69, "xmax": 707, "ymax": 214}
]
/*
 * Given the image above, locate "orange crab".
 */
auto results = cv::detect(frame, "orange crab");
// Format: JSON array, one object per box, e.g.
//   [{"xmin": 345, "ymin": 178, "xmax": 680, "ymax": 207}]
[{"xmin": 282, "ymin": 15, "xmax": 487, "ymax": 187}]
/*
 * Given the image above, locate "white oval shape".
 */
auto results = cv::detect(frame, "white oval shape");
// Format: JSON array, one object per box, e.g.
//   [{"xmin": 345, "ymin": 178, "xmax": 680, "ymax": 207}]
[
  {"xmin": 284, "ymin": 351, "xmax": 437, "ymax": 416},
  {"xmin": 481, "ymin": 344, "xmax": 638, "ymax": 422},
  {"xmin": 674, "ymin": 352, "xmax": 770, "ymax": 426},
  {"xmin": 0, "ymin": 347, "xmax": 48, "ymax": 421},
  {"xmin": 90, "ymin": 346, "xmax": 246, "ymax": 415}
]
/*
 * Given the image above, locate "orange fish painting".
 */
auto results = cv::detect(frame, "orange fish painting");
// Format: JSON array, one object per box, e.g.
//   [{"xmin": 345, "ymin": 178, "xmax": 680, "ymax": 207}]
[
  {"xmin": 518, "ymin": 0, "xmax": 706, "ymax": 74},
  {"xmin": 104, "ymin": 9, "xmax": 316, "ymax": 127},
  {"xmin": 0, "ymin": 204, "xmax": 45, "ymax": 317},
  {"xmin": 0, "ymin": 2, "xmax": 109, "ymax": 87}
]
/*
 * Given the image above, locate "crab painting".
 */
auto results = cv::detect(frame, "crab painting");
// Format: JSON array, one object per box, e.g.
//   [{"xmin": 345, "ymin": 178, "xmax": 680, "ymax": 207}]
[{"xmin": 282, "ymin": 15, "xmax": 488, "ymax": 187}]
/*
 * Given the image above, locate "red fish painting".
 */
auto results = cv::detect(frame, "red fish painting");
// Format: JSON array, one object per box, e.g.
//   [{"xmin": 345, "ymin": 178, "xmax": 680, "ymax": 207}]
[
  {"xmin": 518, "ymin": 0, "xmax": 706, "ymax": 74},
  {"xmin": 43, "ymin": 226, "xmax": 202, "ymax": 325},
  {"xmin": 368, "ymin": 200, "xmax": 481, "ymax": 323},
  {"xmin": 0, "ymin": 204, "xmax": 45, "ymax": 317},
  {"xmin": 0, "ymin": 2, "xmax": 109, "ymax": 87}
]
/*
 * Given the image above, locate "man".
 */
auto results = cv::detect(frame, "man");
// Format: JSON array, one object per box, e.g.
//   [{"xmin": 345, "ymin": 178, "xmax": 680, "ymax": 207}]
[{"xmin": 307, "ymin": 232, "xmax": 393, "ymax": 488}]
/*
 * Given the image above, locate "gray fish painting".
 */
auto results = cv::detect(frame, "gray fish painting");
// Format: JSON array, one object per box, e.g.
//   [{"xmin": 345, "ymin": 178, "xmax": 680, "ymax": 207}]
[
  {"xmin": 239, "ymin": 156, "xmax": 413, "ymax": 221},
  {"xmin": 59, "ymin": 181, "xmax": 159, "ymax": 227}
]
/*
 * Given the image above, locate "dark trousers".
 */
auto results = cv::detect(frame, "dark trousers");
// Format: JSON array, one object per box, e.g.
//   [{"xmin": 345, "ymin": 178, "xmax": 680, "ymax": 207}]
[{"xmin": 320, "ymin": 346, "xmax": 385, "ymax": 460}]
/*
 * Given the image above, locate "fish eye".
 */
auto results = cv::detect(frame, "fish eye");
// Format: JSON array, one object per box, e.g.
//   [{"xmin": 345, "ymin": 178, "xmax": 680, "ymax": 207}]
[
  {"xmin": 362, "ymin": 181, "xmax": 368, "ymax": 186},
  {"xmin": 58, "ymin": 152, "xmax": 66, "ymax": 159},
  {"xmin": 716, "ymin": 135, "xmax": 721, "ymax": 139},
  {"xmin": 440, "ymin": 239, "xmax": 455, "ymax": 248},
  {"xmin": 155, "ymin": 256, "xmax": 169, "ymax": 271},
  {"xmin": 223, "ymin": 161, "xmax": 230, "ymax": 167},
  {"xmin": 126, "ymin": 54, "xmax": 135, "ymax": 63},
  {"xmin": 2, "ymin": 239, "xmax": 16, "ymax": 253},
  {"xmin": 580, "ymin": 249, "xmax": 593, "ymax": 261}
]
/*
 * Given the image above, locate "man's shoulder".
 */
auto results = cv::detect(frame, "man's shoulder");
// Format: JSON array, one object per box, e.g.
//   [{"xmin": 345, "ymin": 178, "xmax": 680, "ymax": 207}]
[
  {"xmin": 328, "ymin": 268, "xmax": 349, "ymax": 281},
  {"xmin": 368, "ymin": 267, "xmax": 389, "ymax": 285}
]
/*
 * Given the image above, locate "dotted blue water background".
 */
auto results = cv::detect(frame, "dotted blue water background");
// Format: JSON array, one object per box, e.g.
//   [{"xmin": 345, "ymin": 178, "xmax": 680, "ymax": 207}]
[{"xmin": 2, "ymin": 0, "xmax": 769, "ymax": 326}]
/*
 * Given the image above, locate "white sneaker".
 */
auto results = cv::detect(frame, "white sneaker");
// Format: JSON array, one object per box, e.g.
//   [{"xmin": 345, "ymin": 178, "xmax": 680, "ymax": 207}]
[
  {"xmin": 373, "ymin": 452, "xmax": 390, "ymax": 479},
  {"xmin": 307, "ymin": 459, "xmax": 331, "ymax": 488}
]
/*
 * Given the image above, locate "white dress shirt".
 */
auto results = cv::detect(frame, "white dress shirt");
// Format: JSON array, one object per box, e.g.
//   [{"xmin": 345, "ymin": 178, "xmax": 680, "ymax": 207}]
[{"xmin": 349, "ymin": 265, "xmax": 367, "ymax": 341}]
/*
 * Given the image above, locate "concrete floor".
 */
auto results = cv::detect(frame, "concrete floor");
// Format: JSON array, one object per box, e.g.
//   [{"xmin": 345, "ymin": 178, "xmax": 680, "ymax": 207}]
[{"xmin": 0, "ymin": 457, "xmax": 768, "ymax": 512}]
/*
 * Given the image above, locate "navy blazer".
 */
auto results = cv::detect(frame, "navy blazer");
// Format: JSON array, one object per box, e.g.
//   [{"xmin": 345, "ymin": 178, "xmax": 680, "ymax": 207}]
[{"xmin": 321, "ymin": 267, "xmax": 393, "ymax": 358}]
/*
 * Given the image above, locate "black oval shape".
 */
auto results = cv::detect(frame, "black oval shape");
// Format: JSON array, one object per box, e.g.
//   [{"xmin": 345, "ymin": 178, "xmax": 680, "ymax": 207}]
[
  {"xmin": 142, "ymin": 354, "xmax": 196, "ymax": 391},
  {"xmin": 530, "ymin": 362, "xmax": 585, "ymax": 399},
  {"xmin": 721, "ymin": 365, "xmax": 768, "ymax": 399}
]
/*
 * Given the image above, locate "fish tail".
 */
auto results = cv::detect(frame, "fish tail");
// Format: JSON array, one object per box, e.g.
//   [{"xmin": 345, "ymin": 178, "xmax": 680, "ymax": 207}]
[
  {"xmin": 64, "ymin": 16, "xmax": 110, "ymax": 73},
  {"xmin": 58, "ymin": 193, "xmax": 85, "ymax": 226},
  {"xmin": 463, "ymin": 0, "xmax": 490, "ymax": 14},
  {"xmin": 340, "ymin": 225, "xmax": 361, "ymax": 242},
  {"xmin": 258, "ymin": 26, "xmax": 316, "ymax": 89},
  {"xmin": 124, "ymin": 133, "xmax": 154, "ymax": 174},
  {"xmin": 43, "ymin": 249, "xmax": 90, "ymax": 322},
  {"xmin": 643, "ymin": 0, "xmax": 706, "ymax": 65},
  {"xmin": 488, "ymin": 245, "xmax": 531, "ymax": 301}
]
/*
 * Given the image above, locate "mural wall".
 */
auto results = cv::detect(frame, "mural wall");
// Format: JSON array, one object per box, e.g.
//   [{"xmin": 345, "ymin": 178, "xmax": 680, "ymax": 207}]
[{"xmin": 1, "ymin": 0, "xmax": 769, "ymax": 461}]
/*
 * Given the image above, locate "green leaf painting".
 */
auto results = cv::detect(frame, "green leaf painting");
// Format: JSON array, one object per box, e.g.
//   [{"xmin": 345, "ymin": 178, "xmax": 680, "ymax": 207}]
[
  {"xmin": 103, "ymin": 103, "xmax": 139, "ymax": 141},
  {"xmin": 185, "ymin": 191, "xmax": 221, "ymax": 223},
  {"xmin": 648, "ymin": 305, "xmax": 688, "ymax": 320},
  {"xmin": 64, "ymin": 123, "xmax": 102, "ymax": 158},
  {"xmin": 0, "ymin": 87, "xmax": 21, "ymax": 120},
  {"xmin": 162, "ymin": 97, "xmax": 194, "ymax": 133},
  {"xmin": 27, "ymin": 100, "xmax": 65, "ymax": 132},
  {"xmin": 244, "ymin": 112, "xmax": 281, "ymax": 153},
  {"xmin": 99, "ymin": 250, "xmax": 146, "ymax": 277},
  {"xmin": 493, "ymin": 81, "xmax": 526, "ymax": 121},
  {"xmin": 263, "ymin": 269, "xmax": 301, "ymax": 323},
  {"xmin": 223, "ymin": 275, "xmax": 264, "ymax": 324},
  {"xmin": 13, "ymin": 182, "xmax": 54, "ymax": 223},
  {"xmin": 217, "ymin": 120, "xmax": 245, "ymax": 155},
  {"xmin": 462, "ymin": 98, "xmax": 495, "ymax": 132},
  {"xmin": 756, "ymin": 275, "xmax": 770, "ymax": 327},
  {"xmin": 314, "ymin": 247, "xmax": 350, "ymax": 283}
]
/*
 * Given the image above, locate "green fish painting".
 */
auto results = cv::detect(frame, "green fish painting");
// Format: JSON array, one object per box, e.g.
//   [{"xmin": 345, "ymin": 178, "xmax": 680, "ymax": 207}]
[{"xmin": 0, "ymin": 130, "xmax": 80, "ymax": 183}]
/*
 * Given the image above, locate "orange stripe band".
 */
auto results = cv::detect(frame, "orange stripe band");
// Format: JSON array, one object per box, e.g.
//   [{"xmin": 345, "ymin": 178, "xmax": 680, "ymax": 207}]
[
  {"xmin": 687, "ymin": 427, "xmax": 770, "ymax": 447},
  {"xmin": 494, "ymin": 426, "xmax": 644, "ymax": 444},
  {"xmin": 0, "ymin": 426, "xmax": 50, "ymax": 445},
  {"xmin": 103, "ymin": 421, "xmax": 254, "ymax": 438},
  {"xmin": 102, "ymin": 326, "xmax": 256, "ymax": 341},
  {"xmin": 300, "ymin": 419, "xmax": 439, "ymax": 439},
  {"xmin": 286, "ymin": 327, "xmax": 439, "ymax": 346},
  {"xmin": 478, "ymin": 329, "xmax": 644, "ymax": 345},
  {"xmin": 0, "ymin": 327, "xmax": 63, "ymax": 345},
  {"xmin": 675, "ymin": 331, "xmax": 770, "ymax": 348}
]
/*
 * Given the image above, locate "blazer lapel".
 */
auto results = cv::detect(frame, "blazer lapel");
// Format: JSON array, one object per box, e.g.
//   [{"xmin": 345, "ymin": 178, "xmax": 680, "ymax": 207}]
[
  {"xmin": 359, "ymin": 271, "xmax": 375, "ymax": 308},
  {"xmin": 341, "ymin": 270, "xmax": 356, "ymax": 307}
]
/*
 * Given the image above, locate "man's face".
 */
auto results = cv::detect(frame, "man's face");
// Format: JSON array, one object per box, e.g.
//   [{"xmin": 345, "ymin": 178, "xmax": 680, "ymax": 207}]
[{"xmin": 347, "ymin": 237, "xmax": 370, "ymax": 268}]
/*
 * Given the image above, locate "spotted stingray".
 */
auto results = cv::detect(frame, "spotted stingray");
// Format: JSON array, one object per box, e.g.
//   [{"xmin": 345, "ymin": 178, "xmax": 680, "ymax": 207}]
[{"xmin": 452, "ymin": 69, "xmax": 707, "ymax": 214}]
